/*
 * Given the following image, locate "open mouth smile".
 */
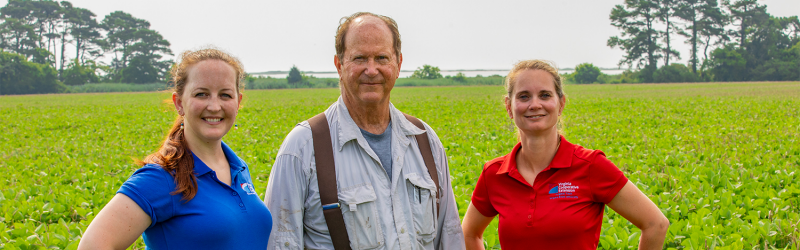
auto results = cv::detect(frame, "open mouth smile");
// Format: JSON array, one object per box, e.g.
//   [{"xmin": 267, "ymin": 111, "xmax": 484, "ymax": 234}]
[{"xmin": 524, "ymin": 115, "xmax": 545, "ymax": 119}]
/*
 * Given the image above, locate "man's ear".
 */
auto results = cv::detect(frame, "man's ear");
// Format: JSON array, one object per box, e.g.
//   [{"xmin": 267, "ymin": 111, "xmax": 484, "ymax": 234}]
[
  {"xmin": 396, "ymin": 53, "xmax": 403, "ymax": 78},
  {"xmin": 334, "ymin": 55, "xmax": 342, "ymax": 76}
]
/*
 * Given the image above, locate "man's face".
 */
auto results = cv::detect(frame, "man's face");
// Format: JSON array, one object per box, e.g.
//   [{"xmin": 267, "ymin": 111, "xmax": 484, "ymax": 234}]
[{"xmin": 335, "ymin": 16, "xmax": 402, "ymax": 106}]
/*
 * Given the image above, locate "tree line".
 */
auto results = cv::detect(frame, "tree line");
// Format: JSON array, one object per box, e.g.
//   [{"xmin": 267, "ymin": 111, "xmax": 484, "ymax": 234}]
[
  {"xmin": 567, "ymin": 0, "xmax": 799, "ymax": 84},
  {"xmin": 0, "ymin": 0, "xmax": 172, "ymax": 95}
]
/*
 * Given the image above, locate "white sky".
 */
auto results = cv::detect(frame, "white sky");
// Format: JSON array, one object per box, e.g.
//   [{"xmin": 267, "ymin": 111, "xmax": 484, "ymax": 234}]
[{"xmin": 3, "ymin": 0, "xmax": 798, "ymax": 72}]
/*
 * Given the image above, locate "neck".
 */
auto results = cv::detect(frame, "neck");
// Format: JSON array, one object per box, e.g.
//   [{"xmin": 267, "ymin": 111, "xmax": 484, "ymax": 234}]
[
  {"xmin": 342, "ymin": 95, "xmax": 391, "ymax": 134},
  {"xmin": 517, "ymin": 129, "xmax": 560, "ymax": 174},
  {"xmin": 184, "ymin": 133, "xmax": 227, "ymax": 171}
]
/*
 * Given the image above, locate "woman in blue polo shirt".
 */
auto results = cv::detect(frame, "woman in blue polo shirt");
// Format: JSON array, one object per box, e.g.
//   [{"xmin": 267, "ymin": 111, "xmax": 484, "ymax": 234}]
[
  {"xmin": 79, "ymin": 48, "xmax": 271, "ymax": 249},
  {"xmin": 461, "ymin": 60, "xmax": 669, "ymax": 249}
]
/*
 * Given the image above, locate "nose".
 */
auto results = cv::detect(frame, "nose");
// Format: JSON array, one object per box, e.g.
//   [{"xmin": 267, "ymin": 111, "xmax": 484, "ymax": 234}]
[
  {"xmin": 529, "ymin": 97, "xmax": 543, "ymax": 110},
  {"xmin": 207, "ymin": 95, "xmax": 222, "ymax": 112},
  {"xmin": 364, "ymin": 59, "xmax": 379, "ymax": 77}
]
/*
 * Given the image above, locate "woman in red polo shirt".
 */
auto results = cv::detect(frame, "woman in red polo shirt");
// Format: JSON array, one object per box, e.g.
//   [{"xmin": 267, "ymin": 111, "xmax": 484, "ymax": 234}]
[{"xmin": 461, "ymin": 60, "xmax": 669, "ymax": 249}]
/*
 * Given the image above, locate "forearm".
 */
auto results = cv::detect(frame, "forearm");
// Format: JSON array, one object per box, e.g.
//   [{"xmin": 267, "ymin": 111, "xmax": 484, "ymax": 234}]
[
  {"xmin": 637, "ymin": 226, "xmax": 668, "ymax": 250},
  {"xmin": 264, "ymin": 154, "xmax": 309, "ymax": 249},
  {"xmin": 464, "ymin": 235, "xmax": 485, "ymax": 250}
]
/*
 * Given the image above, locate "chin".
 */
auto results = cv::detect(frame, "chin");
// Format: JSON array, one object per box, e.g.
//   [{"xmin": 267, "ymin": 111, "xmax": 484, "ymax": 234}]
[
  {"xmin": 357, "ymin": 93, "xmax": 386, "ymax": 103},
  {"xmin": 200, "ymin": 130, "xmax": 229, "ymax": 141}
]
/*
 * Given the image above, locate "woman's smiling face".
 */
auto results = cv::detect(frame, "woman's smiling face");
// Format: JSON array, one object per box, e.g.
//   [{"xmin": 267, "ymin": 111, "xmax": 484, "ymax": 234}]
[
  {"xmin": 174, "ymin": 59, "xmax": 241, "ymax": 144},
  {"xmin": 506, "ymin": 69, "xmax": 565, "ymax": 136}
]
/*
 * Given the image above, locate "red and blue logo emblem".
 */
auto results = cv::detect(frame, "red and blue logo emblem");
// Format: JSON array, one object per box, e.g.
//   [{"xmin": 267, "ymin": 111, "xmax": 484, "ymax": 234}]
[
  {"xmin": 240, "ymin": 183, "xmax": 257, "ymax": 195},
  {"xmin": 548, "ymin": 182, "xmax": 579, "ymax": 200}
]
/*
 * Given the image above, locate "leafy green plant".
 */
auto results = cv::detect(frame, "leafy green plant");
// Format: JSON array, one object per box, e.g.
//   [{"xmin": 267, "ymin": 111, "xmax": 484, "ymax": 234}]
[{"xmin": 1, "ymin": 82, "xmax": 798, "ymax": 249}]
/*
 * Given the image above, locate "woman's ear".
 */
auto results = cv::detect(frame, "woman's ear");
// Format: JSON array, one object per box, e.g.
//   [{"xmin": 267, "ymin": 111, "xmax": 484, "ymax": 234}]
[
  {"xmin": 173, "ymin": 92, "xmax": 184, "ymax": 116},
  {"xmin": 504, "ymin": 96, "xmax": 513, "ymax": 119}
]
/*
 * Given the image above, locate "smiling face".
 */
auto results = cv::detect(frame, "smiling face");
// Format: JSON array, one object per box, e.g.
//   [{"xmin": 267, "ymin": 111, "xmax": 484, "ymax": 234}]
[
  {"xmin": 505, "ymin": 69, "xmax": 566, "ymax": 136},
  {"xmin": 334, "ymin": 15, "xmax": 402, "ymax": 107},
  {"xmin": 173, "ymin": 59, "xmax": 242, "ymax": 144}
]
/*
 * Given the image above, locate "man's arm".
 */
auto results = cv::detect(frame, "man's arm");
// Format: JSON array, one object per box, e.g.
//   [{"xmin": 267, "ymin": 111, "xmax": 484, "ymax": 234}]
[
  {"xmin": 264, "ymin": 127, "xmax": 313, "ymax": 250},
  {"xmin": 423, "ymin": 122, "xmax": 466, "ymax": 250}
]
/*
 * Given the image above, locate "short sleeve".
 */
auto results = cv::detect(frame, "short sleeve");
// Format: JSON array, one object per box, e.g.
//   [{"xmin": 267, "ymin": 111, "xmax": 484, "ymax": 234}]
[
  {"xmin": 589, "ymin": 151, "xmax": 629, "ymax": 204},
  {"xmin": 470, "ymin": 166, "xmax": 498, "ymax": 217},
  {"xmin": 117, "ymin": 164, "xmax": 176, "ymax": 228}
]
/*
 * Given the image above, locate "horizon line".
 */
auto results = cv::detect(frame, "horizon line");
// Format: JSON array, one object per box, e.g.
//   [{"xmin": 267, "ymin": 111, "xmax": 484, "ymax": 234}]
[{"xmin": 249, "ymin": 67, "xmax": 624, "ymax": 75}]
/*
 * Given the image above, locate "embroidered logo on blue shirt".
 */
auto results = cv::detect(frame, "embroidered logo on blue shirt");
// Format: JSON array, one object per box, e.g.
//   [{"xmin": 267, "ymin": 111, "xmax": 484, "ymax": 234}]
[
  {"xmin": 548, "ymin": 182, "xmax": 579, "ymax": 200},
  {"xmin": 240, "ymin": 183, "xmax": 257, "ymax": 195}
]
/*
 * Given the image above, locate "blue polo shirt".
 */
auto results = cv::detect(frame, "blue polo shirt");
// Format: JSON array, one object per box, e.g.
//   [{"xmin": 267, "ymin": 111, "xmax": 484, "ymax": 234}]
[{"xmin": 118, "ymin": 141, "xmax": 272, "ymax": 249}]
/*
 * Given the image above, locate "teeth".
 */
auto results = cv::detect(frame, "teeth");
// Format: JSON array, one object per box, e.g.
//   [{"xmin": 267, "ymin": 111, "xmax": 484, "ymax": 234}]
[{"xmin": 205, "ymin": 118, "xmax": 221, "ymax": 122}]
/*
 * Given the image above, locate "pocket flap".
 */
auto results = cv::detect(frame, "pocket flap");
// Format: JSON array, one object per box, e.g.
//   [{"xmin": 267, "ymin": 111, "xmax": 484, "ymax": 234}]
[
  {"xmin": 338, "ymin": 184, "xmax": 378, "ymax": 206},
  {"xmin": 405, "ymin": 173, "xmax": 436, "ymax": 191}
]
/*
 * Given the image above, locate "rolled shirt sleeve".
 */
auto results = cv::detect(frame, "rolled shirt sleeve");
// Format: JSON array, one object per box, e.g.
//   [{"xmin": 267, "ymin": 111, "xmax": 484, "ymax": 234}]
[
  {"xmin": 421, "ymin": 121, "xmax": 466, "ymax": 250},
  {"xmin": 264, "ymin": 126, "xmax": 313, "ymax": 250}
]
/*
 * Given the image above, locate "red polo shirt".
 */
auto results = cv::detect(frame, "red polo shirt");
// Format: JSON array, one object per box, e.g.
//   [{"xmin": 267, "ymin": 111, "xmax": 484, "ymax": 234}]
[{"xmin": 471, "ymin": 135, "xmax": 628, "ymax": 249}]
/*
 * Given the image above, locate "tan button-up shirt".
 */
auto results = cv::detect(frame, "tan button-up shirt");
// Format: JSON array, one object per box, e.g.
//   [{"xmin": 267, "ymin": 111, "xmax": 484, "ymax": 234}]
[{"xmin": 264, "ymin": 97, "xmax": 465, "ymax": 250}]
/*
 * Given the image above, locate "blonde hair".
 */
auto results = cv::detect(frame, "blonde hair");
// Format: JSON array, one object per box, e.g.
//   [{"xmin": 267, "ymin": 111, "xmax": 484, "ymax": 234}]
[{"xmin": 504, "ymin": 59, "xmax": 564, "ymax": 99}]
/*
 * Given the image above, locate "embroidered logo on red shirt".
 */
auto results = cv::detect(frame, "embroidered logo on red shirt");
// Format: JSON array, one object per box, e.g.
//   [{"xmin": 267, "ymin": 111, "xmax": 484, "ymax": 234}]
[{"xmin": 548, "ymin": 182, "xmax": 579, "ymax": 199}]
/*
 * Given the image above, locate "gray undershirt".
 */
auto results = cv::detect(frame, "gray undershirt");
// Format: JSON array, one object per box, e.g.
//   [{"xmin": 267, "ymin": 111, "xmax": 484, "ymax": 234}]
[{"xmin": 359, "ymin": 121, "xmax": 393, "ymax": 180}]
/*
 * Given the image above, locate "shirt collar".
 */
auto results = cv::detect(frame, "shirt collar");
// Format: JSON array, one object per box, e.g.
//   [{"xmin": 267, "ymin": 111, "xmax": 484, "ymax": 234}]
[
  {"xmin": 191, "ymin": 141, "xmax": 246, "ymax": 176},
  {"xmin": 497, "ymin": 135, "xmax": 574, "ymax": 175},
  {"xmin": 334, "ymin": 96, "xmax": 425, "ymax": 151}
]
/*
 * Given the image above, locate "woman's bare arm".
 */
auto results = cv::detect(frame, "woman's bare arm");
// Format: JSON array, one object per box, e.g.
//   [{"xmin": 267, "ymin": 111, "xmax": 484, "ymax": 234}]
[
  {"xmin": 607, "ymin": 180, "xmax": 670, "ymax": 250},
  {"xmin": 78, "ymin": 194, "xmax": 151, "ymax": 250},
  {"xmin": 461, "ymin": 203, "xmax": 495, "ymax": 250}
]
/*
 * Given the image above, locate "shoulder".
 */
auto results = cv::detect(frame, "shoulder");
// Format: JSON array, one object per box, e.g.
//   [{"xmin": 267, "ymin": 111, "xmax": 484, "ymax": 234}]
[
  {"xmin": 483, "ymin": 155, "xmax": 505, "ymax": 171},
  {"xmin": 119, "ymin": 164, "xmax": 177, "ymax": 203},
  {"xmin": 418, "ymin": 118, "xmax": 443, "ymax": 143},
  {"xmin": 125, "ymin": 164, "xmax": 174, "ymax": 187},
  {"xmin": 566, "ymin": 142, "xmax": 620, "ymax": 177},
  {"xmin": 131, "ymin": 164, "xmax": 173, "ymax": 180},
  {"xmin": 571, "ymin": 143, "xmax": 608, "ymax": 166},
  {"xmin": 276, "ymin": 121, "xmax": 314, "ymax": 157}
]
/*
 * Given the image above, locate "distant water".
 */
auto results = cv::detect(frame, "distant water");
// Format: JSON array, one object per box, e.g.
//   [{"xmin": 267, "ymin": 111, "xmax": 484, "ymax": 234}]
[{"xmin": 251, "ymin": 69, "xmax": 626, "ymax": 78}]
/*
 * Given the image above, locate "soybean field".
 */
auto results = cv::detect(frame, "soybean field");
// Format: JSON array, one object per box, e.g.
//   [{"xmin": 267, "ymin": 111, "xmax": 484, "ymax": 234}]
[{"xmin": 1, "ymin": 82, "xmax": 799, "ymax": 249}]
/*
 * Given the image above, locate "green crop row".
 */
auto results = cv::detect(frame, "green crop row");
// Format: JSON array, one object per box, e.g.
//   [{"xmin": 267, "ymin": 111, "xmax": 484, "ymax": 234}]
[{"xmin": 1, "ymin": 82, "xmax": 798, "ymax": 249}]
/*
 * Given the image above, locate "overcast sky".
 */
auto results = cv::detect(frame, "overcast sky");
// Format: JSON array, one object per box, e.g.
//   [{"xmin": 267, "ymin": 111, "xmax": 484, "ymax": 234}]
[{"xmin": 2, "ymin": 0, "xmax": 798, "ymax": 72}]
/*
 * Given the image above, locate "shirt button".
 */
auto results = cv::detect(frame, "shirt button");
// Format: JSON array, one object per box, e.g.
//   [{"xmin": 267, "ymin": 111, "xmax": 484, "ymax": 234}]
[
  {"xmin": 284, "ymin": 242, "xmax": 290, "ymax": 247},
  {"xmin": 239, "ymin": 203, "xmax": 244, "ymax": 207},
  {"xmin": 401, "ymin": 228, "xmax": 405, "ymax": 233},
  {"xmin": 232, "ymin": 192, "xmax": 238, "ymax": 196},
  {"xmin": 416, "ymin": 230, "xmax": 420, "ymax": 234}
]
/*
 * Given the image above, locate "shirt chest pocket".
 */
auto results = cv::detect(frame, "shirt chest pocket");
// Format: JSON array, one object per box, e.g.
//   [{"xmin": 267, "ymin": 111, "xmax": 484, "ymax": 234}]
[
  {"xmin": 339, "ymin": 184, "xmax": 384, "ymax": 249},
  {"xmin": 405, "ymin": 173, "xmax": 437, "ymax": 244}
]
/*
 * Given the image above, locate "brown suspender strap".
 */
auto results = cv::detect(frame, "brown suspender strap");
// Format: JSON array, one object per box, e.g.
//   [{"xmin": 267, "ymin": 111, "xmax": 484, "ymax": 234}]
[
  {"xmin": 402, "ymin": 113, "xmax": 441, "ymax": 213},
  {"xmin": 308, "ymin": 113, "xmax": 352, "ymax": 250}
]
